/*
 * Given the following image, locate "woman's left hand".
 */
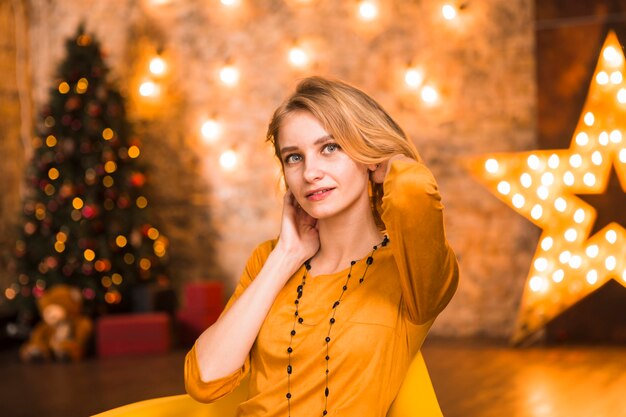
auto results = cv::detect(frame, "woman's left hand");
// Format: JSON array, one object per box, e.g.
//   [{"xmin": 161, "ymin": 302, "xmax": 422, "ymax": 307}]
[{"xmin": 369, "ymin": 154, "xmax": 414, "ymax": 184}]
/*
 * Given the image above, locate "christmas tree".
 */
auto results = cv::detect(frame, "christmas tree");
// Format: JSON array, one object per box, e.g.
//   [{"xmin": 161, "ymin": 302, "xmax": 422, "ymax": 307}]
[{"xmin": 7, "ymin": 25, "xmax": 169, "ymax": 323}]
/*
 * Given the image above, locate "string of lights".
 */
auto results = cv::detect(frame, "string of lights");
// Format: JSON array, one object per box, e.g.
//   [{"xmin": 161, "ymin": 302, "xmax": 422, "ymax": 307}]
[{"xmin": 139, "ymin": 0, "xmax": 469, "ymax": 171}]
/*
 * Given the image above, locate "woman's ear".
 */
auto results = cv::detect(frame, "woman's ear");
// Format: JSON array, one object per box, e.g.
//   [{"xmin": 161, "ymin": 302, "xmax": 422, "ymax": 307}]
[
  {"xmin": 367, "ymin": 163, "xmax": 380, "ymax": 172},
  {"xmin": 368, "ymin": 162, "xmax": 386, "ymax": 184}
]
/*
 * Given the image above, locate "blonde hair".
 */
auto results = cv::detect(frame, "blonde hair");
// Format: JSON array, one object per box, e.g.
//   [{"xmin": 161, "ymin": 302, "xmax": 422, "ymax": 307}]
[{"xmin": 266, "ymin": 76, "xmax": 420, "ymax": 228}]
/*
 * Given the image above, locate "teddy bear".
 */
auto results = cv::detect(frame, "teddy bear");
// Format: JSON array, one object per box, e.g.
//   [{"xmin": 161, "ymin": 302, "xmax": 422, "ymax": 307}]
[{"xmin": 19, "ymin": 284, "xmax": 93, "ymax": 362}]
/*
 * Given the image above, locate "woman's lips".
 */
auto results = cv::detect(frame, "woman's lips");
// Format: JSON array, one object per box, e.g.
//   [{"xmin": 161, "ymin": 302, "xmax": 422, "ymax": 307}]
[{"xmin": 306, "ymin": 188, "xmax": 334, "ymax": 201}]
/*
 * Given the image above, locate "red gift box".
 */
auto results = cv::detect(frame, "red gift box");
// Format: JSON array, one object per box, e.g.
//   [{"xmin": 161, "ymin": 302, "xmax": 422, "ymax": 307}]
[
  {"xmin": 96, "ymin": 312, "xmax": 171, "ymax": 358},
  {"xmin": 183, "ymin": 281, "xmax": 224, "ymax": 313},
  {"xmin": 176, "ymin": 309, "xmax": 222, "ymax": 347},
  {"xmin": 177, "ymin": 281, "xmax": 225, "ymax": 347}
]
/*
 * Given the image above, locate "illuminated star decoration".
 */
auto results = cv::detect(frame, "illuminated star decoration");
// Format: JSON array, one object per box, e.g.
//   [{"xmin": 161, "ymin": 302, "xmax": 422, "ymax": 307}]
[{"xmin": 469, "ymin": 31, "xmax": 626, "ymax": 345}]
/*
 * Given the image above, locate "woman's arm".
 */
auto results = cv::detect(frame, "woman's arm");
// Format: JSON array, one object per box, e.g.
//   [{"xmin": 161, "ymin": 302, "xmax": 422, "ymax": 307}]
[
  {"xmin": 193, "ymin": 191, "xmax": 319, "ymax": 383},
  {"xmin": 373, "ymin": 155, "xmax": 459, "ymax": 324}
]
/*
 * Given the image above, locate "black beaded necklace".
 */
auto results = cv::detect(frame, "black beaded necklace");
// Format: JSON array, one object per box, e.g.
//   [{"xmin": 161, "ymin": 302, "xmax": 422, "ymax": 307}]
[{"xmin": 286, "ymin": 235, "xmax": 389, "ymax": 417}]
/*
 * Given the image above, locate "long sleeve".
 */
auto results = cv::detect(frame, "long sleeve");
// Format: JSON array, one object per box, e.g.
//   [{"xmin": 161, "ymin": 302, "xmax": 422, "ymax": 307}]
[
  {"xmin": 184, "ymin": 240, "xmax": 275, "ymax": 403},
  {"xmin": 381, "ymin": 159, "xmax": 459, "ymax": 325}
]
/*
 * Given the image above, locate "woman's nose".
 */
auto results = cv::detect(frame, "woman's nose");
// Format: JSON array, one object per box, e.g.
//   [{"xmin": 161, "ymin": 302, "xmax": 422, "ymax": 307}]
[{"xmin": 303, "ymin": 158, "xmax": 324, "ymax": 182}]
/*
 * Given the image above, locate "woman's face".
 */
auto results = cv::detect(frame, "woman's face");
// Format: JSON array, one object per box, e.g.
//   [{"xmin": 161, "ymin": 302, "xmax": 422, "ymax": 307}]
[{"xmin": 278, "ymin": 111, "xmax": 371, "ymax": 222}]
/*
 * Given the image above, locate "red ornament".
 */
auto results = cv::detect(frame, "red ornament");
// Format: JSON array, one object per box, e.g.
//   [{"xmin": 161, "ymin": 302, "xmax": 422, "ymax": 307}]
[
  {"xmin": 65, "ymin": 96, "xmax": 82, "ymax": 111},
  {"xmin": 87, "ymin": 101, "xmax": 102, "ymax": 117},
  {"xmin": 130, "ymin": 172, "xmax": 146, "ymax": 187},
  {"xmin": 141, "ymin": 224, "xmax": 152, "ymax": 236},
  {"xmin": 59, "ymin": 183, "xmax": 74, "ymax": 198},
  {"xmin": 117, "ymin": 196, "xmax": 130, "ymax": 209},
  {"xmin": 82, "ymin": 204, "xmax": 98, "ymax": 219},
  {"xmin": 82, "ymin": 287, "xmax": 96, "ymax": 300},
  {"xmin": 45, "ymin": 256, "xmax": 58, "ymax": 269}
]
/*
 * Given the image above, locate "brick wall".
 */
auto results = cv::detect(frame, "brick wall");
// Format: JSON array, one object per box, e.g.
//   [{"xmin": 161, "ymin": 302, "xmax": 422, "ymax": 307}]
[
  {"xmin": 0, "ymin": 0, "xmax": 537, "ymax": 338},
  {"xmin": 0, "ymin": 0, "xmax": 27, "ymax": 295}
]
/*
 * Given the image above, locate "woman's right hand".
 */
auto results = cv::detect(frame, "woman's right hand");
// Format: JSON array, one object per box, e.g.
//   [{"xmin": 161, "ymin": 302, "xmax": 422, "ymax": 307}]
[
  {"xmin": 194, "ymin": 191, "xmax": 319, "ymax": 384},
  {"xmin": 276, "ymin": 190, "xmax": 320, "ymax": 263}
]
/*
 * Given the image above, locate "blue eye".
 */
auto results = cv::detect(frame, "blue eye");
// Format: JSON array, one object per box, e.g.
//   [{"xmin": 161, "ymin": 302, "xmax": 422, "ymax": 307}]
[
  {"xmin": 323, "ymin": 143, "xmax": 340, "ymax": 153},
  {"xmin": 284, "ymin": 154, "xmax": 302, "ymax": 164}
]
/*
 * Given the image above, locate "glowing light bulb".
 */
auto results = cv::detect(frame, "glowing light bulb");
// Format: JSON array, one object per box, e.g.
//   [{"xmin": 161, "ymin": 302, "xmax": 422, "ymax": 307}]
[
  {"xmin": 620, "ymin": 148, "xmax": 626, "ymax": 163},
  {"xmin": 441, "ymin": 4, "xmax": 457, "ymax": 20},
  {"xmin": 528, "ymin": 275, "xmax": 543, "ymax": 292},
  {"xmin": 149, "ymin": 56, "xmax": 167, "ymax": 76},
  {"xmin": 358, "ymin": 0, "xmax": 378, "ymax": 21},
  {"xmin": 485, "ymin": 158, "xmax": 499, "ymax": 173},
  {"xmin": 528, "ymin": 275, "xmax": 548, "ymax": 292},
  {"xmin": 530, "ymin": 204, "xmax": 543, "ymax": 220},
  {"xmin": 586, "ymin": 270, "xmax": 598, "ymax": 285},
  {"xmin": 404, "ymin": 67, "xmax": 424, "ymax": 89},
  {"xmin": 554, "ymin": 197, "xmax": 567, "ymax": 212},
  {"xmin": 599, "ymin": 131, "xmax": 609, "ymax": 146},
  {"xmin": 420, "ymin": 85, "xmax": 439, "ymax": 104},
  {"xmin": 606, "ymin": 255, "xmax": 617, "ymax": 271},
  {"xmin": 512, "ymin": 193, "xmax": 525, "ymax": 208},
  {"xmin": 595, "ymin": 71, "xmax": 609, "ymax": 85},
  {"xmin": 139, "ymin": 80, "xmax": 159, "ymax": 97},
  {"xmin": 611, "ymin": 71, "xmax": 623, "ymax": 84},
  {"xmin": 563, "ymin": 171, "xmax": 575, "ymax": 186},
  {"xmin": 569, "ymin": 153, "xmax": 582, "ymax": 168},
  {"xmin": 220, "ymin": 150, "xmax": 238, "ymax": 170},
  {"xmin": 497, "ymin": 181, "xmax": 511, "ymax": 195},
  {"xmin": 221, "ymin": 0, "xmax": 240, "ymax": 6},
  {"xmin": 610, "ymin": 129, "xmax": 623, "ymax": 143},
  {"xmin": 618, "ymin": 88, "xmax": 626, "ymax": 103},
  {"xmin": 220, "ymin": 65, "xmax": 240, "ymax": 86},
  {"xmin": 575, "ymin": 132, "xmax": 589, "ymax": 146},
  {"xmin": 541, "ymin": 237, "xmax": 554, "ymax": 251},
  {"xmin": 289, "ymin": 46, "xmax": 310, "ymax": 68},
  {"xmin": 559, "ymin": 250, "xmax": 571, "ymax": 264},
  {"xmin": 606, "ymin": 229, "xmax": 617, "ymax": 244},
  {"xmin": 537, "ymin": 185, "xmax": 549, "ymax": 200},
  {"xmin": 603, "ymin": 45, "xmax": 623, "ymax": 66},
  {"xmin": 541, "ymin": 172, "xmax": 554, "ymax": 186},
  {"xmin": 548, "ymin": 153, "xmax": 560, "ymax": 168},
  {"xmin": 591, "ymin": 150, "xmax": 603, "ymax": 165},
  {"xmin": 520, "ymin": 172, "xmax": 532, "ymax": 188},
  {"xmin": 527, "ymin": 154, "xmax": 540, "ymax": 170},
  {"xmin": 552, "ymin": 269, "xmax": 564, "ymax": 283},
  {"xmin": 534, "ymin": 257, "xmax": 548, "ymax": 272},
  {"xmin": 583, "ymin": 172, "xmax": 596, "ymax": 187},
  {"xmin": 574, "ymin": 208, "xmax": 585, "ymax": 223},
  {"xmin": 586, "ymin": 244, "xmax": 599, "ymax": 258},
  {"xmin": 584, "ymin": 112, "xmax": 595, "ymax": 126},
  {"xmin": 564, "ymin": 228, "xmax": 577, "ymax": 242},
  {"xmin": 511, "ymin": 194, "xmax": 526, "ymax": 208},
  {"xmin": 201, "ymin": 119, "xmax": 222, "ymax": 143},
  {"xmin": 569, "ymin": 255, "xmax": 582, "ymax": 269}
]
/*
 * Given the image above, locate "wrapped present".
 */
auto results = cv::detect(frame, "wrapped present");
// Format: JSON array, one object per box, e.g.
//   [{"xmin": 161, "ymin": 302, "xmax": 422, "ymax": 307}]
[{"xmin": 96, "ymin": 312, "xmax": 171, "ymax": 357}]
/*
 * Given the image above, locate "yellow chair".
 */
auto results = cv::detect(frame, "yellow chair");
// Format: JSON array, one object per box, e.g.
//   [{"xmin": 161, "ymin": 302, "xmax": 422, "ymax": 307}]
[{"xmin": 92, "ymin": 350, "xmax": 443, "ymax": 417}]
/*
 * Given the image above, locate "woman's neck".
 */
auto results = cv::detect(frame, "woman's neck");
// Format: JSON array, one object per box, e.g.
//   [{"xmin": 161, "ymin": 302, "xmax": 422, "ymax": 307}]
[{"xmin": 309, "ymin": 213, "xmax": 384, "ymax": 276}]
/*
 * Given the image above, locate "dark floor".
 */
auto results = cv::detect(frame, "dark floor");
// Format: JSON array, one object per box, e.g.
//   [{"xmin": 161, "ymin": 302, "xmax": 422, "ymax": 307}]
[{"xmin": 1, "ymin": 338, "xmax": 626, "ymax": 417}]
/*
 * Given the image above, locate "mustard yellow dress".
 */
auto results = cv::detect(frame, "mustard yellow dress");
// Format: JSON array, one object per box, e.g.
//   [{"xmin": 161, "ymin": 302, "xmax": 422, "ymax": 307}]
[{"xmin": 185, "ymin": 160, "xmax": 459, "ymax": 417}]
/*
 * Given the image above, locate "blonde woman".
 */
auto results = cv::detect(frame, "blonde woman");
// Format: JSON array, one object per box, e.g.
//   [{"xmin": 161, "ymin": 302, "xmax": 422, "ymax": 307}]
[{"xmin": 185, "ymin": 76, "xmax": 459, "ymax": 417}]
